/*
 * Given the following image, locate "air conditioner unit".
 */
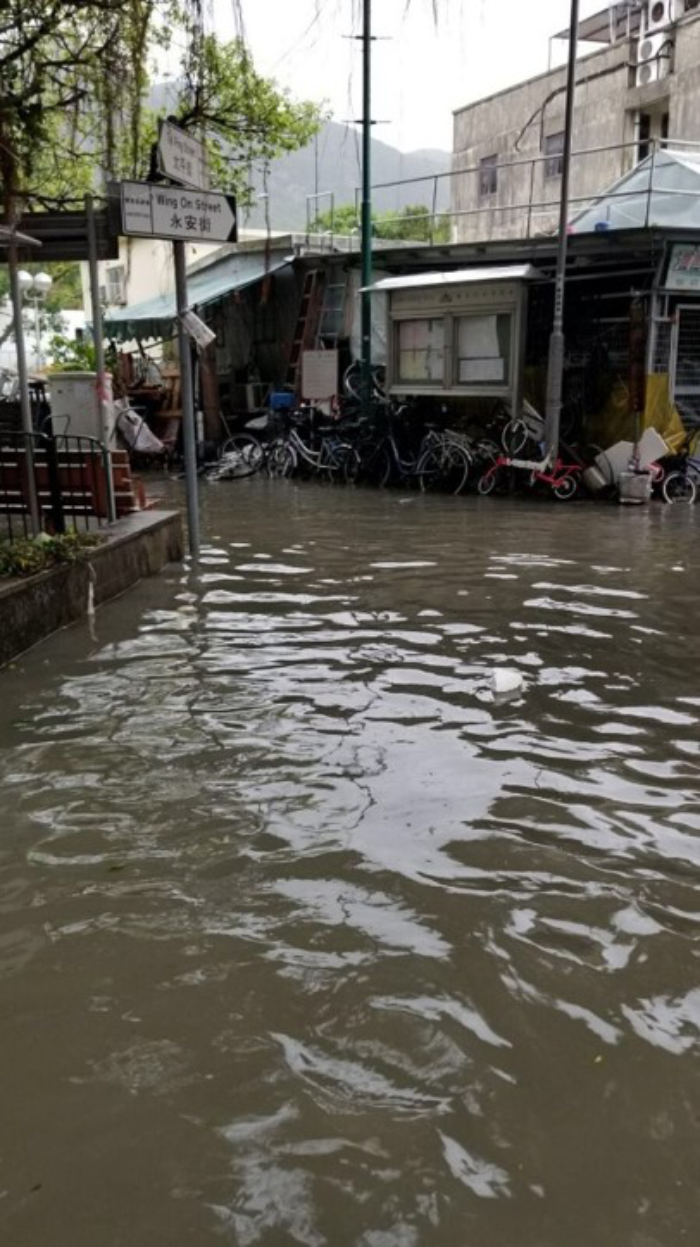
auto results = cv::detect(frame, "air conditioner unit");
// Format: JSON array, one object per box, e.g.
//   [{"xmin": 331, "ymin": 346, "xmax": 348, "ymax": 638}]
[
  {"xmin": 636, "ymin": 31, "xmax": 673, "ymax": 84},
  {"xmin": 644, "ymin": 0, "xmax": 683, "ymax": 32}
]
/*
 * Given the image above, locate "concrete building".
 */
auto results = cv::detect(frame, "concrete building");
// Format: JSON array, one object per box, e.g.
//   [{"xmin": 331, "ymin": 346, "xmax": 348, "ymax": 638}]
[{"xmin": 451, "ymin": 1, "xmax": 700, "ymax": 242}]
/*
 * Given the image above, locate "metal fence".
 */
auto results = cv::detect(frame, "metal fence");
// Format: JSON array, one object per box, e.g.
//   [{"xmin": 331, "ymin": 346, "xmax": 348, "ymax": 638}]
[
  {"xmin": 0, "ymin": 432, "xmax": 115, "ymax": 541},
  {"xmin": 304, "ymin": 137, "xmax": 700, "ymax": 247}
]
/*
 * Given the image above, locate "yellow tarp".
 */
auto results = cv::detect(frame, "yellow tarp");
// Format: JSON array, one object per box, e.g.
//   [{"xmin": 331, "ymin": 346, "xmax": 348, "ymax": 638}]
[{"xmin": 585, "ymin": 374, "xmax": 687, "ymax": 453}]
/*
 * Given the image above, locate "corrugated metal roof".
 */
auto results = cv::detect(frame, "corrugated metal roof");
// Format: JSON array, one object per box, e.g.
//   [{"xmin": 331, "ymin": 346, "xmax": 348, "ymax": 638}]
[
  {"xmin": 363, "ymin": 265, "xmax": 542, "ymax": 293},
  {"xmin": 104, "ymin": 251, "xmax": 290, "ymax": 342}
]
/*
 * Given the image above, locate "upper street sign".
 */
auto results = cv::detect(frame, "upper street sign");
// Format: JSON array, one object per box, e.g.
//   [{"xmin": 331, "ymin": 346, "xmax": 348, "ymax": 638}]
[
  {"xmin": 157, "ymin": 120, "xmax": 210, "ymax": 190},
  {"xmin": 121, "ymin": 181, "xmax": 237, "ymax": 245}
]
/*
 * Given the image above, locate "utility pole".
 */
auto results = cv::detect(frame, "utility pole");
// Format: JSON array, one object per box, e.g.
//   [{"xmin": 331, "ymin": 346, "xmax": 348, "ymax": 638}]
[
  {"xmin": 360, "ymin": 0, "xmax": 373, "ymax": 420},
  {"xmin": 544, "ymin": 0, "xmax": 580, "ymax": 463}
]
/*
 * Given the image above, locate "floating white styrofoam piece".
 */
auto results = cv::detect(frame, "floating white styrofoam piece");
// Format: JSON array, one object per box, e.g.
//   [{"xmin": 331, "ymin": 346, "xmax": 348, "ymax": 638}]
[{"xmin": 491, "ymin": 669, "xmax": 523, "ymax": 695}]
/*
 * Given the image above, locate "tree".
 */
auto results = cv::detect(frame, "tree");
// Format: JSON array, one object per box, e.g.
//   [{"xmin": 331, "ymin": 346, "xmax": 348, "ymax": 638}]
[
  {"xmin": 175, "ymin": 36, "xmax": 323, "ymax": 200},
  {"xmin": 0, "ymin": 2, "xmax": 323, "ymax": 219},
  {"xmin": 0, "ymin": 0, "xmax": 163, "ymax": 215},
  {"xmin": 311, "ymin": 203, "xmax": 451, "ymax": 244}
]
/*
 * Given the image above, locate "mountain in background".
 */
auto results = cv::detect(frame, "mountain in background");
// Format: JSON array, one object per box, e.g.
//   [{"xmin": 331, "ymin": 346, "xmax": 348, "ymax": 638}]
[
  {"xmin": 147, "ymin": 89, "xmax": 451, "ymax": 232},
  {"xmin": 243, "ymin": 121, "xmax": 451, "ymax": 231}
]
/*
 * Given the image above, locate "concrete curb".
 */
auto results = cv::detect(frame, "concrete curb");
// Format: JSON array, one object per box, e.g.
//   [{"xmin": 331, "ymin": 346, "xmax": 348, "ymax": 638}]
[{"xmin": 0, "ymin": 511, "xmax": 184, "ymax": 668}]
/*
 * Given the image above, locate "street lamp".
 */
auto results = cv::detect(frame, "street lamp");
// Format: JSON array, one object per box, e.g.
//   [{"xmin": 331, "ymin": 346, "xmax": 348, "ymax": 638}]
[{"xmin": 17, "ymin": 270, "xmax": 53, "ymax": 372}]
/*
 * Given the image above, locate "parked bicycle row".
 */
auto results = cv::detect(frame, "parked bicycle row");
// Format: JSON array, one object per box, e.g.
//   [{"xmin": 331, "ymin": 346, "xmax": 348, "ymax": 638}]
[{"xmin": 206, "ymin": 399, "xmax": 700, "ymax": 504}]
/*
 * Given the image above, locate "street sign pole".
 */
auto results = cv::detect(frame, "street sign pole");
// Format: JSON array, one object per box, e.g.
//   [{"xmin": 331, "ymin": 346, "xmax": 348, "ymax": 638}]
[
  {"xmin": 86, "ymin": 193, "xmax": 116, "ymax": 522},
  {"xmin": 119, "ymin": 145, "xmax": 237, "ymax": 562},
  {"xmin": 173, "ymin": 240, "xmax": 200, "ymax": 561}
]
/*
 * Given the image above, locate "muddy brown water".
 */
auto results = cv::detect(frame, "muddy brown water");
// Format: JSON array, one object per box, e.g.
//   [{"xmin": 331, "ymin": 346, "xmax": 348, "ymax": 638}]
[{"xmin": 1, "ymin": 480, "xmax": 699, "ymax": 1246}]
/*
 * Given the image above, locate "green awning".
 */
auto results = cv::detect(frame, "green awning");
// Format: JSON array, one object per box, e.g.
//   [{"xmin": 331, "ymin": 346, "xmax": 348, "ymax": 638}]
[{"xmin": 104, "ymin": 250, "xmax": 290, "ymax": 342}]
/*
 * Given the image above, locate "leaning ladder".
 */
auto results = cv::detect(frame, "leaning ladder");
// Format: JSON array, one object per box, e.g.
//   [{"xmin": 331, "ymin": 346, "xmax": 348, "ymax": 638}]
[{"xmin": 286, "ymin": 269, "xmax": 324, "ymax": 393}]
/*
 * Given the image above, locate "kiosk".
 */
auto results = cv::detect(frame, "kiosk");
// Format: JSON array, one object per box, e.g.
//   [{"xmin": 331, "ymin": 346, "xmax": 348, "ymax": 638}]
[{"xmin": 369, "ymin": 266, "xmax": 542, "ymax": 418}]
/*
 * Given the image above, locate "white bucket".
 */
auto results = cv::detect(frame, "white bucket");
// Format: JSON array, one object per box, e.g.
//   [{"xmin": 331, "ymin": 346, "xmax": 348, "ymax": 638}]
[{"xmin": 619, "ymin": 470, "xmax": 652, "ymax": 506}]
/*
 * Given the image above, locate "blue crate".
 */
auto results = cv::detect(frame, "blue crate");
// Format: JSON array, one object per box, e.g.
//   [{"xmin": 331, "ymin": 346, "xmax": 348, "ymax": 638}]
[{"xmin": 268, "ymin": 391, "xmax": 296, "ymax": 412}]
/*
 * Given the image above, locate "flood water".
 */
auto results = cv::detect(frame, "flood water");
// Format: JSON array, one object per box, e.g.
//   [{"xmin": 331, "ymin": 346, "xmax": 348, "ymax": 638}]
[{"xmin": 1, "ymin": 480, "xmax": 699, "ymax": 1246}]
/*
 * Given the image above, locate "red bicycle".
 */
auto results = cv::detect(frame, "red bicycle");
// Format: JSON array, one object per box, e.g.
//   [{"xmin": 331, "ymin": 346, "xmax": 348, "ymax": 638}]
[{"xmin": 478, "ymin": 454, "xmax": 582, "ymax": 501}]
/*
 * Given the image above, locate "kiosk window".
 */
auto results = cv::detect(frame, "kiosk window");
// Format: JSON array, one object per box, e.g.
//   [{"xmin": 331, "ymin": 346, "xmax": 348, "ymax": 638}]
[
  {"xmin": 455, "ymin": 313, "xmax": 511, "ymax": 386},
  {"xmin": 396, "ymin": 318, "xmax": 445, "ymax": 383}
]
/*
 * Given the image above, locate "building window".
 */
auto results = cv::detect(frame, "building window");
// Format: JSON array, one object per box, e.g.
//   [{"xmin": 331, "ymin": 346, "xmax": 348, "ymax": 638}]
[
  {"xmin": 661, "ymin": 111, "xmax": 670, "ymax": 142},
  {"xmin": 637, "ymin": 112, "xmax": 652, "ymax": 163},
  {"xmin": 396, "ymin": 318, "xmax": 445, "ymax": 384},
  {"xmin": 455, "ymin": 313, "xmax": 512, "ymax": 388},
  {"xmin": 479, "ymin": 155, "xmax": 498, "ymax": 199},
  {"xmin": 544, "ymin": 131, "xmax": 565, "ymax": 179}
]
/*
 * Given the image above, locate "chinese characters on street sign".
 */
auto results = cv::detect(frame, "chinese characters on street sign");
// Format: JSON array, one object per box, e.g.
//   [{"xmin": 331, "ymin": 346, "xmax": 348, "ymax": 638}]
[
  {"xmin": 121, "ymin": 182, "xmax": 237, "ymax": 244},
  {"xmin": 157, "ymin": 121, "xmax": 210, "ymax": 190}
]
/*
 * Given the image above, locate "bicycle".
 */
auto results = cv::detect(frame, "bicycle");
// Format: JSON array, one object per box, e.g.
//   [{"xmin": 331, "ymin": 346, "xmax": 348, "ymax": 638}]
[
  {"xmin": 662, "ymin": 450, "xmax": 700, "ymax": 504},
  {"xmin": 478, "ymin": 453, "xmax": 582, "ymax": 501},
  {"xmin": 416, "ymin": 429, "xmax": 473, "ymax": 495},
  {"xmin": 208, "ymin": 432, "xmax": 266, "ymax": 480},
  {"xmin": 342, "ymin": 361, "xmax": 387, "ymax": 403},
  {"xmin": 487, "ymin": 399, "xmax": 546, "ymax": 457},
  {"xmin": 266, "ymin": 406, "xmax": 356, "ymax": 482}
]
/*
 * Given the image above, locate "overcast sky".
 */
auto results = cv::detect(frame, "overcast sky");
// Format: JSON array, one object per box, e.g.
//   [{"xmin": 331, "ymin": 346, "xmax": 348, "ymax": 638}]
[{"xmin": 211, "ymin": 0, "xmax": 608, "ymax": 152}]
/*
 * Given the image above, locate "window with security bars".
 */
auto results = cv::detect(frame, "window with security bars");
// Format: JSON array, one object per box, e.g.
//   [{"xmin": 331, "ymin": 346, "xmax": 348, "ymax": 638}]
[
  {"xmin": 479, "ymin": 155, "xmax": 498, "ymax": 199},
  {"xmin": 652, "ymin": 318, "xmax": 672, "ymax": 373},
  {"xmin": 544, "ymin": 132, "xmax": 565, "ymax": 179},
  {"xmin": 673, "ymin": 306, "xmax": 700, "ymax": 425}
]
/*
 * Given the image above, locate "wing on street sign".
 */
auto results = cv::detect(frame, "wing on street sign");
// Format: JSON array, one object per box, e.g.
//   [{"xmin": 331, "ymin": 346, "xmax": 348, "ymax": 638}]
[{"xmin": 120, "ymin": 182, "xmax": 237, "ymax": 245}]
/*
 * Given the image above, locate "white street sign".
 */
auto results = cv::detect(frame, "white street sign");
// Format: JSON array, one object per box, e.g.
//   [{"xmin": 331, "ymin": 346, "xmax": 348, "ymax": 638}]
[
  {"xmin": 121, "ymin": 182, "xmax": 153, "ymax": 235},
  {"xmin": 120, "ymin": 182, "xmax": 237, "ymax": 244},
  {"xmin": 158, "ymin": 120, "xmax": 210, "ymax": 190}
]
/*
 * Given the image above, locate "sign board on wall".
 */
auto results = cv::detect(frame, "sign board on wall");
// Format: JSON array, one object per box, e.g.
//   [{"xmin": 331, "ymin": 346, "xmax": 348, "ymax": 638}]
[
  {"xmin": 302, "ymin": 350, "xmax": 339, "ymax": 401},
  {"xmin": 666, "ymin": 243, "xmax": 700, "ymax": 292},
  {"xmin": 120, "ymin": 181, "xmax": 237, "ymax": 245}
]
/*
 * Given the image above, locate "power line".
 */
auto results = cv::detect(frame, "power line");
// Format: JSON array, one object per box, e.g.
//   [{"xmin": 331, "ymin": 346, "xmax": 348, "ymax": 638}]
[{"xmin": 269, "ymin": 0, "xmax": 336, "ymax": 72}]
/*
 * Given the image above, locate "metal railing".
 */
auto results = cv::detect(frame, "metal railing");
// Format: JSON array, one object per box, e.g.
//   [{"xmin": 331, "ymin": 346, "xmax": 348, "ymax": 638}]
[{"xmin": 0, "ymin": 431, "xmax": 116, "ymax": 542}]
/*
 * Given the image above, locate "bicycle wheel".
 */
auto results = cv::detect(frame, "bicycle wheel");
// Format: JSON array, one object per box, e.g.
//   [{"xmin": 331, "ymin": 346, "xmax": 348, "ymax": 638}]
[
  {"xmin": 342, "ymin": 362, "xmax": 362, "ymax": 401},
  {"xmin": 318, "ymin": 438, "xmax": 354, "ymax": 483},
  {"xmin": 219, "ymin": 433, "xmax": 265, "ymax": 478},
  {"xmin": 663, "ymin": 471, "xmax": 696, "ymax": 504},
  {"xmin": 501, "ymin": 420, "xmax": 529, "ymax": 456},
  {"xmin": 553, "ymin": 474, "xmax": 579, "ymax": 501},
  {"xmin": 356, "ymin": 441, "xmax": 392, "ymax": 488},
  {"xmin": 342, "ymin": 447, "xmax": 361, "ymax": 484},
  {"xmin": 266, "ymin": 439, "xmax": 297, "ymax": 478},
  {"xmin": 418, "ymin": 443, "xmax": 470, "ymax": 495},
  {"xmin": 478, "ymin": 467, "xmax": 500, "ymax": 496}
]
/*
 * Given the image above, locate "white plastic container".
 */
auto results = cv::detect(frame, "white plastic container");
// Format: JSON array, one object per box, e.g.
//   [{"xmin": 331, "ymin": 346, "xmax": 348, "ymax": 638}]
[{"xmin": 48, "ymin": 371, "xmax": 116, "ymax": 444}]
